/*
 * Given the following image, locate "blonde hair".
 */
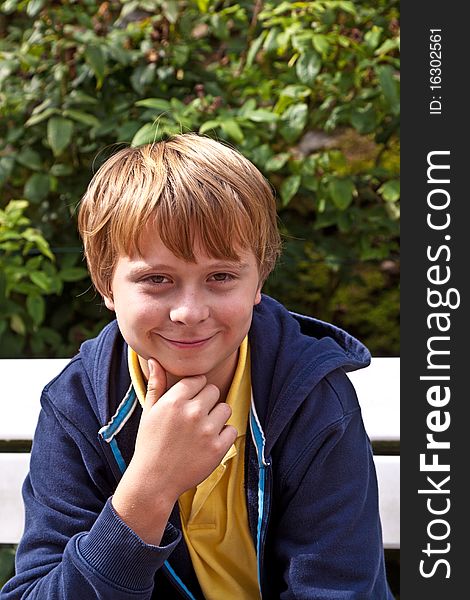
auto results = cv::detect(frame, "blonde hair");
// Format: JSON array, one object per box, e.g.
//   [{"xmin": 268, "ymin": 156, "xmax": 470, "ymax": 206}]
[{"xmin": 78, "ymin": 133, "xmax": 281, "ymax": 297}]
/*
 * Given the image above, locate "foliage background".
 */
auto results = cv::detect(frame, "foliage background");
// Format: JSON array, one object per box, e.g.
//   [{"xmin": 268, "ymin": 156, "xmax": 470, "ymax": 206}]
[
  {"xmin": 0, "ymin": 0, "xmax": 400, "ymax": 592},
  {"xmin": 1, "ymin": 0, "xmax": 399, "ymax": 360}
]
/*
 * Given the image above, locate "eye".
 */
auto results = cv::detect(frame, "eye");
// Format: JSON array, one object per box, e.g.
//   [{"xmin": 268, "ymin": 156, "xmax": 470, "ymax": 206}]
[
  {"xmin": 209, "ymin": 272, "xmax": 236, "ymax": 282},
  {"xmin": 144, "ymin": 274, "xmax": 171, "ymax": 285}
]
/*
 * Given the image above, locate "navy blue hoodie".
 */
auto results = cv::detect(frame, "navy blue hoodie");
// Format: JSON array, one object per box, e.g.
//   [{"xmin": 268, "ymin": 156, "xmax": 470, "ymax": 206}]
[{"xmin": 1, "ymin": 295, "xmax": 394, "ymax": 599}]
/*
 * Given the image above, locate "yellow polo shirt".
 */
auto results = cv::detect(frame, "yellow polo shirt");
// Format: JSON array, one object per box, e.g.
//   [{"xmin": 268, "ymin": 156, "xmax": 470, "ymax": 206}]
[{"xmin": 128, "ymin": 339, "xmax": 259, "ymax": 599}]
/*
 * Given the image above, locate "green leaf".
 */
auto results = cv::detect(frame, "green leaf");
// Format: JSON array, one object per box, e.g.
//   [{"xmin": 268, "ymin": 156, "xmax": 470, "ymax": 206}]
[
  {"xmin": 85, "ymin": 45, "xmax": 106, "ymax": 88},
  {"xmin": 50, "ymin": 164, "xmax": 74, "ymax": 177},
  {"xmin": 1, "ymin": 0, "xmax": 20, "ymax": 15},
  {"xmin": 26, "ymin": 0, "xmax": 45, "ymax": 17},
  {"xmin": 25, "ymin": 107, "xmax": 60, "ymax": 127},
  {"xmin": 350, "ymin": 104, "xmax": 377, "ymax": 134},
  {"xmin": 172, "ymin": 44, "xmax": 190, "ymax": 67},
  {"xmin": 67, "ymin": 90, "xmax": 99, "ymax": 105},
  {"xmin": 377, "ymin": 65, "xmax": 399, "ymax": 115},
  {"xmin": 26, "ymin": 294, "xmax": 45, "ymax": 326},
  {"xmin": 292, "ymin": 33, "xmax": 313, "ymax": 53},
  {"xmin": 26, "ymin": 256, "xmax": 42, "ymax": 270},
  {"xmin": 10, "ymin": 314, "xmax": 26, "ymax": 336},
  {"xmin": 375, "ymin": 38, "xmax": 399, "ymax": 57},
  {"xmin": 246, "ymin": 31, "xmax": 267, "ymax": 68},
  {"xmin": 295, "ymin": 51, "xmax": 321, "ymax": 87},
  {"xmin": 0, "ymin": 58, "xmax": 18, "ymax": 83},
  {"xmin": 312, "ymin": 34, "xmax": 330, "ymax": 57},
  {"xmin": 0, "ymin": 156, "xmax": 15, "ymax": 187},
  {"xmin": 265, "ymin": 153, "xmax": 290, "ymax": 172},
  {"xmin": 135, "ymin": 98, "xmax": 172, "ymax": 112},
  {"xmin": 364, "ymin": 26, "xmax": 383, "ymax": 50},
  {"xmin": 63, "ymin": 109, "xmax": 100, "ymax": 128},
  {"xmin": 263, "ymin": 27, "xmax": 280, "ymax": 53},
  {"xmin": 279, "ymin": 103, "xmax": 308, "ymax": 143},
  {"xmin": 23, "ymin": 229, "xmax": 54, "ymax": 260},
  {"xmin": 16, "ymin": 148, "xmax": 42, "ymax": 171},
  {"xmin": 302, "ymin": 175, "xmax": 318, "ymax": 192},
  {"xmin": 199, "ymin": 120, "xmax": 221, "ymax": 135},
  {"xmin": 246, "ymin": 109, "xmax": 278, "ymax": 124},
  {"xmin": 130, "ymin": 64, "xmax": 156, "ymax": 95},
  {"xmin": 328, "ymin": 177, "xmax": 355, "ymax": 210},
  {"xmin": 163, "ymin": 0, "xmax": 179, "ymax": 23},
  {"xmin": 24, "ymin": 173, "xmax": 50, "ymax": 204},
  {"xmin": 29, "ymin": 271, "xmax": 52, "ymax": 293},
  {"xmin": 131, "ymin": 123, "xmax": 158, "ymax": 147},
  {"xmin": 47, "ymin": 117, "xmax": 74, "ymax": 157},
  {"xmin": 280, "ymin": 174, "xmax": 301, "ymax": 207},
  {"xmin": 379, "ymin": 180, "xmax": 400, "ymax": 203},
  {"xmin": 3, "ymin": 199, "xmax": 28, "ymax": 218},
  {"xmin": 220, "ymin": 120, "xmax": 244, "ymax": 143},
  {"xmin": 59, "ymin": 267, "xmax": 88, "ymax": 282},
  {"xmin": 0, "ymin": 270, "xmax": 7, "ymax": 301}
]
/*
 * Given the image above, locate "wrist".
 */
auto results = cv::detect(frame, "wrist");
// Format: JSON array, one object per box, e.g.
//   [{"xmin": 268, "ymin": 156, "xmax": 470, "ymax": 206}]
[{"xmin": 112, "ymin": 471, "xmax": 177, "ymax": 545}]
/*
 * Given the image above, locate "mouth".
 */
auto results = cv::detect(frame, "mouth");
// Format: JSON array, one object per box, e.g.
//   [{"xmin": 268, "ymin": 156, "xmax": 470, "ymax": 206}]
[{"xmin": 158, "ymin": 334, "xmax": 216, "ymax": 349}]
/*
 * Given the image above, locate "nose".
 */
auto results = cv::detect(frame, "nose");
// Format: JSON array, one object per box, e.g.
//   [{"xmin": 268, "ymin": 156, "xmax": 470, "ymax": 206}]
[{"xmin": 169, "ymin": 290, "xmax": 210, "ymax": 326}]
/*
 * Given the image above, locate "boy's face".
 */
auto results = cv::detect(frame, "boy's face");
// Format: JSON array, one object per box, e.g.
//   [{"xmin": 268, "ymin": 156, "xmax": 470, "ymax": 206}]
[{"xmin": 104, "ymin": 229, "xmax": 262, "ymax": 393}]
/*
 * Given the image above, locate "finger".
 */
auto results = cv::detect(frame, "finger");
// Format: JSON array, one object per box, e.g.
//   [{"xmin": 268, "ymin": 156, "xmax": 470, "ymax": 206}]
[
  {"xmin": 190, "ymin": 383, "xmax": 221, "ymax": 413},
  {"xmin": 144, "ymin": 358, "xmax": 167, "ymax": 412},
  {"xmin": 219, "ymin": 424, "xmax": 238, "ymax": 449},
  {"xmin": 166, "ymin": 375, "xmax": 208, "ymax": 406},
  {"xmin": 208, "ymin": 401, "xmax": 232, "ymax": 429}
]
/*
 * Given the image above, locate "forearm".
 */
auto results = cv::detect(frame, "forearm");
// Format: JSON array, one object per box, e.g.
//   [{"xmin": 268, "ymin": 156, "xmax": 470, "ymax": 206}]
[
  {"xmin": 2, "ymin": 499, "xmax": 180, "ymax": 600},
  {"xmin": 111, "ymin": 466, "xmax": 177, "ymax": 546}
]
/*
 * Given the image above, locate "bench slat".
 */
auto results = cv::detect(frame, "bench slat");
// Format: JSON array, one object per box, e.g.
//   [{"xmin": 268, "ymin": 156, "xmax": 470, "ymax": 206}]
[
  {"xmin": 0, "ymin": 453, "xmax": 29, "ymax": 544},
  {"xmin": 1, "ymin": 358, "xmax": 400, "ymax": 443},
  {"xmin": 0, "ymin": 453, "xmax": 399, "ymax": 547},
  {"xmin": 0, "ymin": 359, "xmax": 69, "ymax": 441},
  {"xmin": 348, "ymin": 357, "xmax": 400, "ymax": 442},
  {"xmin": 375, "ymin": 455, "xmax": 400, "ymax": 549}
]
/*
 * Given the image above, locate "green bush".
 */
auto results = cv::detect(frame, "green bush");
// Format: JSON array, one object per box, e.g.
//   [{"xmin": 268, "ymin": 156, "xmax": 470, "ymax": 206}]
[
  {"xmin": 0, "ymin": 545, "xmax": 15, "ymax": 589},
  {"xmin": 0, "ymin": 0, "xmax": 400, "ymax": 356},
  {"xmin": 0, "ymin": 199, "xmax": 90, "ymax": 356}
]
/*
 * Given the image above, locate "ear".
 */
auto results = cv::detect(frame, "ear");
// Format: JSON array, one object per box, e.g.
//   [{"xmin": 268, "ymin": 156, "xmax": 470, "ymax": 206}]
[
  {"xmin": 103, "ymin": 294, "xmax": 115, "ymax": 311},
  {"xmin": 254, "ymin": 286, "xmax": 262, "ymax": 306}
]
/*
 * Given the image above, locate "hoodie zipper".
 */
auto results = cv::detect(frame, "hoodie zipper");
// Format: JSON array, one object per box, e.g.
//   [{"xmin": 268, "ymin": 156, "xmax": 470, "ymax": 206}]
[
  {"xmin": 162, "ymin": 562, "xmax": 197, "ymax": 599},
  {"xmin": 249, "ymin": 399, "xmax": 272, "ymax": 598}
]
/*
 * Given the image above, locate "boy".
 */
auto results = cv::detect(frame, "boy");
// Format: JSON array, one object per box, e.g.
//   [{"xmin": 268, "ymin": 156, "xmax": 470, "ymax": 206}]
[{"xmin": 1, "ymin": 134, "xmax": 393, "ymax": 599}]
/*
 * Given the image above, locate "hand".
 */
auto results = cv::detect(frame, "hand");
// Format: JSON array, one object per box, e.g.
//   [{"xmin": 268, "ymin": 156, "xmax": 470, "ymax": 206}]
[{"xmin": 112, "ymin": 358, "xmax": 237, "ymax": 544}]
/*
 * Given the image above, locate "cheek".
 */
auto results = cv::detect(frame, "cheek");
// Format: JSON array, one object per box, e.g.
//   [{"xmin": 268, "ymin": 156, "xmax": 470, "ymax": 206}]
[
  {"xmin": 217, "ymin": 298, "xmax": 255, "ymax": 329},
  {"xmin": 116, "ymin": 296, "xmax": 164, "ymax": 325}
]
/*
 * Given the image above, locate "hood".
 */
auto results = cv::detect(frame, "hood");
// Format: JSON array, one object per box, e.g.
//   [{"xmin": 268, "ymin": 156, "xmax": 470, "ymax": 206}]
[
  {"xmin": 78, "ymin": 320, "xmax": 130, "ymax": 428},
  {"xmin": 249, "ymin": 295, "xmax": 371, "ymax": 455}
]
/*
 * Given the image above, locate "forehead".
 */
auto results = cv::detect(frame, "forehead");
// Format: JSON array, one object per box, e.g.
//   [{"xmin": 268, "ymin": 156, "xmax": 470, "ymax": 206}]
[{"xmin": 128, "ymin": 228, "xmax": 257, "ymax": 270}]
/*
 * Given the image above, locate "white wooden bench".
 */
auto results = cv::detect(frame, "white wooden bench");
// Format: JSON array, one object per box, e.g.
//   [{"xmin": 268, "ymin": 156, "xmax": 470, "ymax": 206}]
[{"xmin": 0, "ymin": 357, "xmax": 399, "ymax": 549}]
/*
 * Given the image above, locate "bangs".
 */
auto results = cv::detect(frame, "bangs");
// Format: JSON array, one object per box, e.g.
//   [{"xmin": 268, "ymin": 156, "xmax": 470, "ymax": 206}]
[
  {"xmin": 79, "ymin": 134, "xmax": 281, "ymax": 296},
  {"xmin": 115, "ymin": 143, "xmax": 267, "ymax": 266}
]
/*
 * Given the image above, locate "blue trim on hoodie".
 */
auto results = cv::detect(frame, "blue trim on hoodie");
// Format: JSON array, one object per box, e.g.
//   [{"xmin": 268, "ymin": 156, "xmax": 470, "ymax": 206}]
[{"xmin": 249, "ymin": 397, "xmax": 270, "ymax": 592}]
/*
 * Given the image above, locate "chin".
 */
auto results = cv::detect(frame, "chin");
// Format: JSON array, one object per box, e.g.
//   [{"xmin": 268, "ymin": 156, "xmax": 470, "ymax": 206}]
[{"xmin": 164, "ymin": 362, "xmax": 211, "ymax": 379}]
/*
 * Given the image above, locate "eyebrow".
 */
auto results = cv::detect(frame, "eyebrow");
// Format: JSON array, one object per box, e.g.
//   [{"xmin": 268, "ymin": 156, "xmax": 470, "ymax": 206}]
[{"xmin": 129, "ymin": 261, "xmax": 250, "ymax": 275}]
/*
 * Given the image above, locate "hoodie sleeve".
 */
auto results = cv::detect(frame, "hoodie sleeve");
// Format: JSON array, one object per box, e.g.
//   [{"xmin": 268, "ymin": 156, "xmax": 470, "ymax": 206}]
[
  {"xmin": 0, "ymin": 386, "xmax": 181, "ymax": 600},
  {"xmin": 268, "ymin": 371, "xmax": 394, "ymax": 600}
]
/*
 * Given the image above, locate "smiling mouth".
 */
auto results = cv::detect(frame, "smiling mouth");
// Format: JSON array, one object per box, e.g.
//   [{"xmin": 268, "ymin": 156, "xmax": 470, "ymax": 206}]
[{"xmin": 159, "ymin": 334, "xmax": 215, "ymax": 348}]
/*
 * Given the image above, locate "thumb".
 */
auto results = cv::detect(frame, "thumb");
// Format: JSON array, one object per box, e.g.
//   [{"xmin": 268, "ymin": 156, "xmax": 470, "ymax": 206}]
[{"xmin": 144, "ymin": 358, "xmax": 167, "ymax": 412}]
